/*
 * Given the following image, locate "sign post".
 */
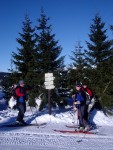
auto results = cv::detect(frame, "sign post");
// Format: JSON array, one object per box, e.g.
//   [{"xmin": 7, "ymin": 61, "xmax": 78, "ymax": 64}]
[{"xmin": 44, "ymin": 73, "xmax": 55, "ymax": 115}]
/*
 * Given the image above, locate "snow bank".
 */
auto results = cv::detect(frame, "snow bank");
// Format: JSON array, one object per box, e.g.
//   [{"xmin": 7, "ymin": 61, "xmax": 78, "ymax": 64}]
[
  {"xmin": 1, "ymin": 98, "xmax": 113, "ymax": 127},
  {"xmin": 93, "ymin": 110, "xmax": 113, "ymax": 126},
  {"xmin": 30, "ymin": 107, "xmax": 113, "ymax": 126}
]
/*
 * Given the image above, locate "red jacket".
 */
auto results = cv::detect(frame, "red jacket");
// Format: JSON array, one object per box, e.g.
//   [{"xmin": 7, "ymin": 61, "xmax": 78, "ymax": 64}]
[
  {"xmin": 15, "ymin": 87, "xmax": 25, "ymax": 97},
  {"xmin": 82, "ymin": 87, "xmax": 93, "ymax": 99}
]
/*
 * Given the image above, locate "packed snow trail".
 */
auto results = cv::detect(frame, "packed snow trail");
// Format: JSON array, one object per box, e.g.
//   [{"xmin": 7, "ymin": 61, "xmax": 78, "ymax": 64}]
[
  {"xmin": 1, "ymin": 99, "xmax": 113, "ymax": 150},
  {"xmin": 0, "ymin": 123, "xmax": 113, "ymax": 150}
]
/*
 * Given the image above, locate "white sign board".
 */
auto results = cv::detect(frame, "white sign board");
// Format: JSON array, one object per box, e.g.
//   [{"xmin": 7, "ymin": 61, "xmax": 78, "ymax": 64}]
[
  {"xmin": 44, "ymin": 73, "xmax": 55, "ymax": 89},
  {"xmin": 45, "ymin": 77, "xmax": 54, "ymax": 82},
  {"xmin": 44, "ymin": 81, "xmax": 54, "ymax": 86},
  {"xmin": 45, "ymin": 85, "xmax": 55, "ymax": 89},
  {"xmin": 45, "ymin": 73, "xmax": 53, "ymax": 78}
]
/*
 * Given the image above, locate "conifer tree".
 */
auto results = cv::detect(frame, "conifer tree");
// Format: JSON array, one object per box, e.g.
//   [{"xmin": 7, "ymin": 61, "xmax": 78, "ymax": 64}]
[
  {"xmin": 86, "ymin": 14, "xmax": 113, "ymax": 108},
  {"xmin": 12, "ymin": 15, "xmax": 37, "ymax": 85},
  {"xmin": 68, "ymin": 42, "xmax": 87, "ymax": 86},
  {"xmin": 35, "ymin": 9, "xmax": 65, "ymax": 108},
  {"xmin": 35, "ymin": 9, "xmax": 65, "ymax": 74},
  {"xmin": 86, "ymin": 14, "xmax": 111, "ymax": 67},
  {"xmin": 11, "ymin": 15, "xmax": 40, "ymax": 106}
]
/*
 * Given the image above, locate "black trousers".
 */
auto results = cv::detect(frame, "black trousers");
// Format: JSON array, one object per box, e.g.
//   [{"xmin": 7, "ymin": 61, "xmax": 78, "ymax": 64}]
[
  {"xmin": 16, "ymin": 102, "xmax": 26, "ymax": 122},
  {"xmin": 77, "ymin": 105, "xmax": 89, "ymax": 128}
]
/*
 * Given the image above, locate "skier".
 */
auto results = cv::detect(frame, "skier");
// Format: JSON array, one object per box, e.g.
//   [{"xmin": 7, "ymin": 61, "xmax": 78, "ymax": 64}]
[
  {"xmin": 72, "ymin": 84, "xmax": 90, "ymax": 132},
  {"xmin": 15, "ymin": 80, "xmax": 28, "ymax": 124},
  {"xmin": 82, "ymin": 83, "xmax": 96, "ymax": 128},
  {"xmin": 82, "ymin": 83, "xmax": 95, "ymax": 112}
]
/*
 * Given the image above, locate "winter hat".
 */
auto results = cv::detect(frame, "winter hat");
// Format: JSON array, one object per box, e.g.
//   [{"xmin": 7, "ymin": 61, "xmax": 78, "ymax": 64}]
[
  {"xmin": 83, "ymin": 83, "xmax": 88, "ymax": 86},
  {"xmin": 19, "ymin": 80, "xmax": 24, "ymax": 84},
  {"xmin": 75, "ymin": 84, "xmax": 82, "ymax": 87},
  {"xmin": 83, "ymin": 82, "xmax": 87, "ymax": 85}
]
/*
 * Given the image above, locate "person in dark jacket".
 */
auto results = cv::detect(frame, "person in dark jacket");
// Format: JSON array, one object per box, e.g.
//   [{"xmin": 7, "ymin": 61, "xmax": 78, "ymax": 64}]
[
  {"xmin": 72, "ymin": 84, "xmax": 90, "ymax": 131},
  {"xmin": 15, "ymin": 80, "xmax": 28, "ymax": 124}
]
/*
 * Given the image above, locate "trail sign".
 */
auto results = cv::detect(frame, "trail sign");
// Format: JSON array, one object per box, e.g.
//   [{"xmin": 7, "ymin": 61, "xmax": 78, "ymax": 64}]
[
  {"xmin": 44, "ymin": 73, "xmax": 55, "ymax": 89},
  {"xmin": 44, "ymin": 73, "xmax": 55, "ymax": 115}
]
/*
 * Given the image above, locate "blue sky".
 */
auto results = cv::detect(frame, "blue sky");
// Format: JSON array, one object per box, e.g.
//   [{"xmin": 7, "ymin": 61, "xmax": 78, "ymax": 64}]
[{"xmin": 0, "ymin": 0, "xmax": 113, "ymax": 72}]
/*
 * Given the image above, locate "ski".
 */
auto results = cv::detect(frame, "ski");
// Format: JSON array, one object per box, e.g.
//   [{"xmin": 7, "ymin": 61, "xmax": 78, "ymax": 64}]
[
  {"xmin": 66, "ymin": 124, "xmax": 79, "ymax": 128},
  {"xmin": 54, "ymin": 129, "xmax": 98, "ymax": 135},
  {"xmin": 66, "ymin": 125, "xmax": 99, "ymax": 131},
  {"xmin": 0, "ymin": 122, "xmax": 47, "ymax": 128}
]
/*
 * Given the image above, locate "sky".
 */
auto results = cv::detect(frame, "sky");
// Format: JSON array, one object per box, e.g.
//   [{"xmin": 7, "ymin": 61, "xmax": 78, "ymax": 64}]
[{"xmin": 0, "ymin": 0, "xmax": 113, "ymax": 72}]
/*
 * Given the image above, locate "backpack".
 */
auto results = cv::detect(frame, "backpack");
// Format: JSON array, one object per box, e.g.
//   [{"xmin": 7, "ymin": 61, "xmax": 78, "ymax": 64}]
[
  {"xmin": 11, "ymin": 88, "xmax": 17, "ymax": 99},
  {"xmin": 11, "ymin": 85, "xmax": 18, "ymax": 99}
]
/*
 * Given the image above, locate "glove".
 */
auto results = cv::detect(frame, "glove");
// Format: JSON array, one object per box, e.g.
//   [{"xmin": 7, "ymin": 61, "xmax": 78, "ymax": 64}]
[
  {"xmin": 86, "ymin": 100, "xmax": 91, "ymax": 105},
  {"xmin": 74, "ymin": 101, "xmax": 80, "ymax": 109}
]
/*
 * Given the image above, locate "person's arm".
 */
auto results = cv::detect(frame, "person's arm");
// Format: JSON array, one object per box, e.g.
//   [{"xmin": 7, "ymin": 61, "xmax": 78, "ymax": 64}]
[
  {"xmin": 15, "ymin": 88, "xmax": 24, "ymax": 97},
  {"xmin": 87, "ymin": 89, "xmax": 93, "ymax": 98}
]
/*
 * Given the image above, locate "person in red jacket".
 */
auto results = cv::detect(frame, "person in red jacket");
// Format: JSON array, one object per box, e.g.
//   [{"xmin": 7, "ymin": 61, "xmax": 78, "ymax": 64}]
[
  {"xmin": 82, "ymin": 83, "xmax": 95, "ymax": 110},
  {"xmin": 15, "ymin": 80, "xmax": 28, "ymax": 124},
  {"xmin": 82, "ymin": 83, "xmax": 96, "ymax": 128},
  {"xmin": 82, "ymin": 83, "xmax": 93, "ymax": 99}
]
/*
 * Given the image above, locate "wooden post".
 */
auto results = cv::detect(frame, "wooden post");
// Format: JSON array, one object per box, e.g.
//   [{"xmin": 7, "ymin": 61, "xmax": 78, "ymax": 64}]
[{"xmin": 48, "ymin": 89, "xmax": 51, "ymax": 115}]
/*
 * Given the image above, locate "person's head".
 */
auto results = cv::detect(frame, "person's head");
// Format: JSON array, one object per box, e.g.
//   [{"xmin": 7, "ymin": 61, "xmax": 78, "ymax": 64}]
[
  {"xmin": 19, "ymin": 80, "xmax": 25, "ymax": 87},
  {"xmin": 75, "ymin": 84, "xmax": 82, "ymax": 91},
  {"xmin": 83, "ymin": 83, "xmax": 88, "ymax": 89}
]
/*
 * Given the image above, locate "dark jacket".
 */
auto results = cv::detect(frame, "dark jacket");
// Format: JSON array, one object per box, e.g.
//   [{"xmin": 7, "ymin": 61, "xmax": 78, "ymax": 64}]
[{"xmin": 75, "ymin": 90, "xmax": 86, "ymax": 105}]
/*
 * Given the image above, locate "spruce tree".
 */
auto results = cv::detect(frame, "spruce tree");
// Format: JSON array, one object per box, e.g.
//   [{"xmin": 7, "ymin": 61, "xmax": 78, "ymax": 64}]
[
  {"xmin": 12, "ymin": 15, "xmax": 37, "ymax": 84},
  {"xmin": 35, "ymin": 10, "xmax": 65, "ymax": 108},
  {"xmin": 35, "ymin": 10, "xmax": 65, "ymax": 73},
  {"xmin": 11, "ymin": 15, "xmax": 39, "ymax": 106},
  {"xmin": 86, "ymin": 14, "xmax": 113, "ymax": 108},
  {"xmin": 68, "ymin": 42, "xmax": 87, "ymax": 87}
]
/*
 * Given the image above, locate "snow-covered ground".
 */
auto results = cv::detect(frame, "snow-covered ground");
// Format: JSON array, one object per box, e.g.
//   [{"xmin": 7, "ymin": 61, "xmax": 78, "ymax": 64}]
[{"xmin": 0, "ymin": 98, "xmax": 113, "ymax": 150}]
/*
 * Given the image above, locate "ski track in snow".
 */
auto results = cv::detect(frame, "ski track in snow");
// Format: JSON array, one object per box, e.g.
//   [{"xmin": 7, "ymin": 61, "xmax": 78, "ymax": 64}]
[
  {"xmin": 1, "ymin": 100, "xmax": 113, "ymax": 150},
  {"xmin": 0, "ymin": 124, "xmax": 113, "ymax": 150}
]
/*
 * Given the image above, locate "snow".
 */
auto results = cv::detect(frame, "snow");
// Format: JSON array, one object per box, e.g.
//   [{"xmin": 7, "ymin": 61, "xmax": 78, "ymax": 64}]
[
  {"xmin": 8, "ymin": 96, "xmax": 17, "ymax": 109},
  {"xmin": 0, "ymin": 98, "xmax": 113, "ymax": 150}
]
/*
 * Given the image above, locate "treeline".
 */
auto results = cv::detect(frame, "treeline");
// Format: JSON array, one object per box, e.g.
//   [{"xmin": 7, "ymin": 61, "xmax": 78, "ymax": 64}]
[{"xmin": 2, "ymin": 10, "xmax": 113, "ymax": 110}]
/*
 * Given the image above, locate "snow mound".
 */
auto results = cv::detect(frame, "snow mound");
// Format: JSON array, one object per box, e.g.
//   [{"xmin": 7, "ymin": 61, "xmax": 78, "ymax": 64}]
[
  {"xmin": 93, "ymin": 110, "xmax": 113, "ymax": 126},
  {"xmin": 8, "ymin": 96, "xmax": 17, "ymax": 109},
  {"xmin": 30, "ymin": 107, "xmax": 113, "ymax": 126},
  {"xmin": 0, "ymin": 100, "xmax": 113, "ymax": 127}
]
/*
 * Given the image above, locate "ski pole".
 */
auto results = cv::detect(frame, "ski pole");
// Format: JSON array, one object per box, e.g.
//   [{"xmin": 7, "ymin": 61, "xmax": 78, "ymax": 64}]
[
  {"xmin": 30, "ymin": 106, "xmax": 39, "ymax": 127},
  {"xmin": 69, "ymin": 109, "xmax": 76, "ymax": 124},
  {"xmin": 76, "ymin": 108, "xmax": 79, "ymax": 127}
]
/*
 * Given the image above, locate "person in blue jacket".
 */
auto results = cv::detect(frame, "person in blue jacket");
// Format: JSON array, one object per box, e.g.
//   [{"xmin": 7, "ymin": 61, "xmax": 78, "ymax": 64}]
[{"xmin": 72, "ymin": 84, "xmax": 90, "ymax": 131}]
